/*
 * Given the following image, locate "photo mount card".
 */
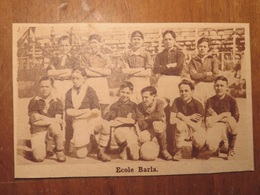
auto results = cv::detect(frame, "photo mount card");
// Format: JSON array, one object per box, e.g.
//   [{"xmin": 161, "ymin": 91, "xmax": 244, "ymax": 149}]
[{"xmin": 13, "ymin": 23, "xmax": 253, "ymax": 178}]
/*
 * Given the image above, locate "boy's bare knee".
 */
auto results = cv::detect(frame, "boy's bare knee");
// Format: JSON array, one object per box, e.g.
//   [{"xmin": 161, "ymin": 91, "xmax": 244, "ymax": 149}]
[
  {"xmin": 192, "ymin": 131, "xmax": 206, "ymax": 149},
  {"xmin": 153, "ymin": 121, "xmax": 166, "ymax": 133},
  {"xmin": 49, "ymin": 122, "xmax": 61, "ymax": 132},
  {"xmin": 176, "ymin": 121, "xmax": 187, "ymax": 133},
  {"xmin": 32, "ymin": 148, "xmax": 45, "ymax": 162}
]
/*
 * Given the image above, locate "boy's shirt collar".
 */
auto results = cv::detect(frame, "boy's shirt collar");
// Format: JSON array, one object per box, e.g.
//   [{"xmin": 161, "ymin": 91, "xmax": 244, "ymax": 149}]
[
  {"xmin": 58, "ymin": 52, "xmax": 71, "ymax": 58},
  {"xmin": 118, "ymin": 98, "xmax": 132, "ymax": 105},
  {"xmin": 35, "ymin": 94, "xmax": 57, "ymax": 103},
  {"xmin": 194, "ymin": 54, "xmax": 212, "ymax": 62},
  {"xmin": 129, "ymin": 47, "xmax": 146, "ymax": 57},
  {"xmin": 163, "ymin": 46, "xmax": 177, "ymax": 53},
  {"xmin": 89, "ymin": 50, "xmax": 106, "ymax": 59},
  {"xmin": 143, "ymin": 99, "xmax": 157, "ymax": 113}
]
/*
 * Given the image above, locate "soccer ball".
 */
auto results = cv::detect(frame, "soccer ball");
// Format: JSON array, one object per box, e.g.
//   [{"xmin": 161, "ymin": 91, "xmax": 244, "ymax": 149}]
[{"xmin": 140, "ymin": 141, "xmax": 160, "ymax": 161}]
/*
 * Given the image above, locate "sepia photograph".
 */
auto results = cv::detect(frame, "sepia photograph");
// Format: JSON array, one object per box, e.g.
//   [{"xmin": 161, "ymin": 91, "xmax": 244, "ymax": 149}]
[{"xmin": 13, "ymin": 23, "xmax": 253, "ymax": 178}]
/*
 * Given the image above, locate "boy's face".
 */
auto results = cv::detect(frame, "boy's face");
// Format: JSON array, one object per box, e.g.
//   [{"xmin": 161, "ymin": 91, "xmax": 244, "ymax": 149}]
[
  {"xmin": 197, "ymin": 42, "xmax": 209, "ymax": 56},
  {"xmin": 130, "ymin": 37, "xmax": 143, "ymax": 50},
  {"xmin": 59, "ymin": 39, "xmax": 71, "ymax": 54},
  {"xmin": 39, "ymin": 80, "xmax": 52, "ymax": 98},
  {"xmin": 142, "ymin": 91, "xmax": 155, "ymax": 107},
  {"xmin": 214, "ymin": 80, "xmax": 228, "ymax": 97},
  {"xmin": 119, "ymin": 87, "xmax": 132, "ymax": 102},
  {"xmin": 163, "ymin": 33, "xmax": 176, "ymax": 49},
  {"xmin": 71, "ymin": 71, "xmax": 86, "ymax": 89},
  {"xmin": 179, "ymin": 84, "xmax": 193, "ymax": 102},
  {"xmin": 89, "ymin": 39, "xmax": 101, "ymax": 54}
]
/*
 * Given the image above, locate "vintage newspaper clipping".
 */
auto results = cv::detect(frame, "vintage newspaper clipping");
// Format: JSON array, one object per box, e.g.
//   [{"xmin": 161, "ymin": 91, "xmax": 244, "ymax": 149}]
[{"xmin": 13, "ymin": 23, "xmax": 253, "ymax": 178}]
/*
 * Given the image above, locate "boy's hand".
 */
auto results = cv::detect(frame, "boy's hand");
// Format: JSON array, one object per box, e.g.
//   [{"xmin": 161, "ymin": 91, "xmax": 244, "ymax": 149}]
[
  {"xmin": 166, "ymin": 63, "xmax": 177, "ymax": 68},
  {"xmin": 127, "ymin": 113, "xmax": 132, "ymax": 118},
  {"xmin": 55, "ymin": 118, "xmax": 63, "ymax": 125},
  {"xmin": 190, "ymin": 113, "xmax": 202, "ymax": 122},
  {"xmin": 206, "ymin": 72, "xmax": 213, "ymax": 76},
  {"xmin": 30, "ymin": 113, "xmax": 43, "ymax": 122},
  {"xmin": 221, "ymin": 112, "xmax": 231, "ymax": 118},
  {"xmin": 208, "ymin": 108, "xmax": 217, "ymax": 116},
  {"xmin": 176, "ymin": 112, "xmax": 185, "ymax": 120},
  {"xmin": 139, "ymin": 130, "xmax": 151, "ymax": 143},
  {"xmin": 109, "ymin": 120, "xmax": 122, "ymax": 127}
]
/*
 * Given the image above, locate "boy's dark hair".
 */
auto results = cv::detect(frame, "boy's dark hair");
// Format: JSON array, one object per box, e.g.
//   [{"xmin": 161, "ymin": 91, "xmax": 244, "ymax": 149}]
[
  {"xmin": 178, "ymin": 79, "xmax": 195, "ymax": 91},
  {"xmin": 71, "ymin": 67, "xmax": 87, "ymax": 77},
  {"xmin": 131, "ymin": 31, "xmax": 144, "ymax": 40},
  {"xmin": 197, "ymin": 37, "xmax": 211, "ymax": 46},
  {"xmin": 162, "ymin": 30, "xmax": 176, "ymax": 39},
  {"xmin": 119, "ymin": 81, "xmax": 134, "ymax": 91},
  {"xmin": 39, "ymin": 76, "xmax": 54, "ymax": 86},
  {"xmin": 214, "ymin": 76, "xmax": 228, "ymax": 84},
  {"xmin": 88, "ymin": 34, "xmax": 102, "ymax": 42},
  {"xmin": 58, "ymin": 35, "xmax": 72, "ymax": 45},
  {"xmin": 141, "ymin": 86, "xmax": 157, "ymax": 96}
]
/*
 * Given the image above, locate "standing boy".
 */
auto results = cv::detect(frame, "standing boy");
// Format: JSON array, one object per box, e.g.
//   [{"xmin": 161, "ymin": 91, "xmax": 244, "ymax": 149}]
[
  {"xmin": 154, "ymin": 30, "xmax": 185, "ymax": 105},
  {"xmin": 122, "ymin": 31, "xmax": 153, "ymax": 103},
  {"xmin": 188, "ymin": 37, "xmax": 219, "ymax": 104},
  {"xmin": 28, "ymin": 76, "xmax": 66, "ymax": 162},
  {"xmin": 205, "ymin": 76, "xmax": 239, "ymax": 159},
  {"xmin": 137, "ymin": 86, "xmax": 172, "ymax": 160},
  {"xmin": 47, "ymin": 35, "xmax": 80, "ymax": 100},
  {"xmin": 65, "ymin": 67, "xmax": 111, "ymax": 161},
  {"xmin": 170, "ymin": 79, "xmax": 207, "ymax": 161},
  {"xmin": 103, "ymin": 81, "xmax": 139, "ymax": 160},
  {"xmin": 81, "ymin": 34, "xmax": 112, "ymax": 111}
]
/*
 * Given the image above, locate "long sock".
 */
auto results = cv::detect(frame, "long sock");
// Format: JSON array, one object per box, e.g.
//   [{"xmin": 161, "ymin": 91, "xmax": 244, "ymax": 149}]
[{"xmin": 228, "ymin": 133, "xmax": 237, "ymax": 150}]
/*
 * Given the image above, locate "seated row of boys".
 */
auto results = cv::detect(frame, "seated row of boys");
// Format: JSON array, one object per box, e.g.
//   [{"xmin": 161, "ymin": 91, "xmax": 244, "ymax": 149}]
[{"xmin": 28, "ymin": 70, "xmax": 239, "ymax": 163}]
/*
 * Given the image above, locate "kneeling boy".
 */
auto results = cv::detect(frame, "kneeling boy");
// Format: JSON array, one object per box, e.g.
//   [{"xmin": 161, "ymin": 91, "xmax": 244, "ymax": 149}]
[
  {"xmin": 170, "ymin": 79, "xmax": 206, "ymax": 161},
  {"xmin": 205, "ymin": 76, "xmax": 239, "ymax": 159},
  {"xmin": 104, "ymin": 81, "xmax": 139, "ymax": 160},
  {"xmin": 28, "ymin": 76, "xmax": 66, "ymax": 162},
  {"xmin": 137, "ymin": 86, "xmax": 172, "ymax": 160}
]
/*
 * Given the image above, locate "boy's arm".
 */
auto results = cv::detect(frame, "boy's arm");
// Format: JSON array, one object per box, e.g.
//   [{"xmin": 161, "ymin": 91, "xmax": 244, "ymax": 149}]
[
  {"xmin": 73, "ymin": 108, "xmax": 100, "ymax": 120},
  {"xmin": 66, "ymin": 108, "xmax": 91, "ymax": 117},
  {"xmin": 145, "ymin": 101, "xmax": 165, "ymax": 122},
  {"xmin": 29, "ymin": 113, "xmax": 56, "ymax": 126},
  {"xmin": 166, "ymin": 51, "xmax": 185, "ymax": 74},
  {"xmin": 230, "ymin": 98, "xmax": 240, "ymax": 122},
  {"xmin": 206, "ymin": 112, "xmax": 231, "ymax": 127},
  {"xmin": 67, "ymin": 108, "xmax": 100, "ymax": 119},
  {"xmin": 176, "ymin": 112, "xmax": 203, "ymax": 131},
  {"xmin": 122, "ymin": 67, "xmax": 146, "ymax": 75},
  {"xmin": 136, "ymin": 106, "xmax": 149, "ymax": 130},
  {"xmin": 189, "ymin": 60, "xmax": 207, "ymax": 81},
  {"xmin": 133, "ymin": 68, "xmax": 152, "ymax": 77},
  {"xmin": 202, "ymin": 58, "xmax": 219, "ymax": 82},
  {"xmin": 87, "ymin": 67, "xmax": 111, "ymax": 76},
  {"xmin": 114, "ymin": 117, "xmax": 135, "ymax": 124},
  {"xmin": 82, "ymin": 54, "xmax": 112, "ymax": 76},
  {"xmin": 154, "ymin": 52, "xmax": 185, "ymax": 75}
]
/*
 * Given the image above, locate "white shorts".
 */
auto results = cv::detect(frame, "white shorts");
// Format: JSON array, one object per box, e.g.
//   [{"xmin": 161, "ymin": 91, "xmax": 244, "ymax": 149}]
[
  {"xmin": 87, "ymin": 77, "xmax": 110, "ymax": 104},
  {"xmin": 206, "ymin": 122, "xmax": 228, "ymax": 152},
  {"xmin": 128, "ymin": 76, "xmax": 150, "ymax": 104},
  {"xmin": 72, "ymin": 117, "xmax": 101, "ymax": 147},
  {"xmin": 193, "ymin": 82, "xmax": 215, "ymax": 105},
  {"xmin": 157, "ymin": 75, "xmax": 182, "ymax": 105}
]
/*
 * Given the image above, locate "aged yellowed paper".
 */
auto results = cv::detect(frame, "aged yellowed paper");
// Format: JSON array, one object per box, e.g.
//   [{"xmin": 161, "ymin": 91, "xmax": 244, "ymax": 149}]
[{"xmin": 13, "ymin": 23, "xmax": 253, "ymax": 178}]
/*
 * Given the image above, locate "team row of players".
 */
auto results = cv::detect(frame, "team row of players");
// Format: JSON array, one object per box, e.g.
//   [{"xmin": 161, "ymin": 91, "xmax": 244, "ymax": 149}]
[
  {"xmin": 47, "ymin": 30, "xmax": 219, "ymax": 106},
  {"xmin": 28, "ymin": 67, "xmax": 239, "ymax": 162}
]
